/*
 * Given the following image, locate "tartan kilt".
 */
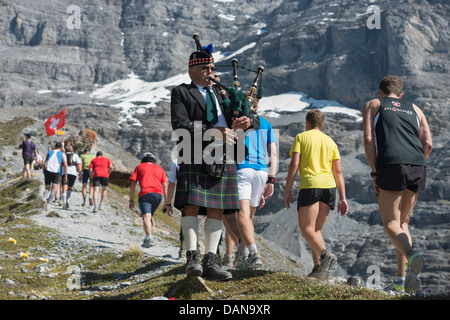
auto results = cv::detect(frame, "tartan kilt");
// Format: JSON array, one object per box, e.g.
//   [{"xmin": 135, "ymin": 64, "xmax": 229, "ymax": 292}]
[{"xmin": 174, "ymin": 162, "xmax": 240, "ymax": 211}]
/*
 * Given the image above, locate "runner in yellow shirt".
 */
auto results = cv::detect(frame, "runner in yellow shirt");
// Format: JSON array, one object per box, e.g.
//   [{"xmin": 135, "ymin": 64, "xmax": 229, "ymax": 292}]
[
  {"xmin": 79, "ymin": 147, "xmax": 96, "ymax": 206},
  {"xmin": 285, "ymin": 109, "xmax": 348, "ymax": 280}
]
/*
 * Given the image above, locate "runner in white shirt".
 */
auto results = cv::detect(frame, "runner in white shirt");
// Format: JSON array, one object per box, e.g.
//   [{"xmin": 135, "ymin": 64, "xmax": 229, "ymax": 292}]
[
  {"xmin": 61, "ymin": 145, "xmax": 82, "ymax": 209},
  {"xmin": 42, "ymin": 142, "xmax": 67, "ymax": 209}
]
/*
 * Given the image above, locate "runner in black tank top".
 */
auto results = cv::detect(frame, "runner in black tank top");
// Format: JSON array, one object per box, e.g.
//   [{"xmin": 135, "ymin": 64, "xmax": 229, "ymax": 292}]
[
  {"xmin": 374, "ymin": 97, "xmax": 425, "ymax": 167},
  {"xmin": 363, "ymin": 75, "xmax": 433, "ymax": 294}
]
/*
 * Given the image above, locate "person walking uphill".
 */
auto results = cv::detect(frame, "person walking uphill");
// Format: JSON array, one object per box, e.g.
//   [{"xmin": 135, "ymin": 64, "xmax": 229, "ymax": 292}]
[
  {"xmin": 17, "ymin": 133, "xmax": 38, "ymax": 181},
  {"xmin": 42, "ymin": 142, "xmax": 67, "ymax": 209},
  {"xmin": 231, "ymin": 93, "xmax": 278, "ymax": 271},
  {"xmin": 61, "ymin": 145, "xmax": 82, "ymax": 209},
  {"xmin": 285, "ymin": 109, "xmax": 348, "ymax": 281},
  {"xmin": 171, "ymin": 41, "xmax": 260, "ymax": 280},
  {"xmin": 89, "ymin": 151, "xmax": 113, "ymax": 213},
  {"xmin": 129, "ymin": 153, "xmax": 169, "ymax": 248},
  {"xmin": 79, "ymin": 147, "xmax": 96, "ymax": 207},
  {"xmin": 362, "ymin": 75, "xmax": 433, "ymax": 294}
]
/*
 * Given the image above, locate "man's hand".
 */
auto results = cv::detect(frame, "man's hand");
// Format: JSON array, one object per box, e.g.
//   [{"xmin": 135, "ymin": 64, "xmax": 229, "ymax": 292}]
[
  {"xmin": 373, "ymin": 177, "xmax": 379, "ymax": 198},
  {"xmin": 284, "ymin": 190, "xmax": 294, "ymax": 209},
  {"xmin": 337, "ymin": 199, "xmax": 348, "ymax": 216},
  {"xmin": 162, "ymin": 203, "xmax": 173, "ymax": 217},
  {"xmin": 262, "ymin": 183, "xmax": 274, "ymax": 200},
  {"xmin": 231, "ymin": 116, "xmax": 251, "ymax": 131},
  {"xmin": 215, "ymin": 127, "xmax": 238, "ymax": 145}
]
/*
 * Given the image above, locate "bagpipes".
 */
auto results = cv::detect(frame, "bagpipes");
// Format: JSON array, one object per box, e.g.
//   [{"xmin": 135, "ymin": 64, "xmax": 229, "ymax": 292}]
[{"xmin": 192, "ymin": 33, "xmax": 264, "ymax": 119}]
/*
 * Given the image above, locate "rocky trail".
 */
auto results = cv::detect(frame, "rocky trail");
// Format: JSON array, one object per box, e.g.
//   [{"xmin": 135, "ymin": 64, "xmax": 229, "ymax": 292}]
[{"xmin": 33, "ymin": 170, "xmax": 181, "ymax": 264}]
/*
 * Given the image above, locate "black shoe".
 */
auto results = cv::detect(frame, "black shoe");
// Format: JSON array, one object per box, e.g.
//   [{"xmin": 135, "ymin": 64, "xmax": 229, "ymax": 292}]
[
  {"xmin": 202, "ymin": 252, "xmax": 232, "ymax": 281},
  {"xmin": 186, "ymin": 250, "xmax": 203, "ymax": 278}
]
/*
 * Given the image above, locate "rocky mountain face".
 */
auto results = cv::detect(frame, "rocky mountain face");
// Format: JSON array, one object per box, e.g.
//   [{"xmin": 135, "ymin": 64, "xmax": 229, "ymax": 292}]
[{"xmin": 0, "ymin": 0, "xmax": 448, "ymax": 295}]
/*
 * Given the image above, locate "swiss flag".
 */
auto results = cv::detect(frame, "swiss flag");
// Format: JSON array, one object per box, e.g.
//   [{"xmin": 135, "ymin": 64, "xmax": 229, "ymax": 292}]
[{"xmin": 45, "ymin": 108, "xmax": 66, "ymax": 136}]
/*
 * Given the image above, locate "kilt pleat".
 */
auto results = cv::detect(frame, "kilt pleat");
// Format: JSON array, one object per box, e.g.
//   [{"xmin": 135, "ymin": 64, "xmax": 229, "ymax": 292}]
[{"xmin": 175, "ymin": 162, "xmax": 240, "ymax": 211}]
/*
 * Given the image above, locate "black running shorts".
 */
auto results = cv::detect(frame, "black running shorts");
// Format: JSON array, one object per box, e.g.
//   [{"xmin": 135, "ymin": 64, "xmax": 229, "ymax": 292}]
[
  {"xmin": 297, "ymin": 188, "xmax": 336, "ymax": 210},
  {"xmin": 23, "ymin": 155, "xmax": 34, "ymax": 165},
  {"xmin": 44, "ymin": 170, "xmax": 60, "ymax": 185},
  {"xmin": 376, "ymin": 164, "xmax": 426, "ymax": 193},
  {"xmin": 93, "ymin": 176, "xmax": 109, "ymax": 187},
  {"xmin": 62, "ymin": 174, "xmax": 77, "ymax": 187}
]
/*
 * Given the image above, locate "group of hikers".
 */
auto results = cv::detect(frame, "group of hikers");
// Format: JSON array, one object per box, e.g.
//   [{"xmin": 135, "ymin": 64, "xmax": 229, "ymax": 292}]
[
  {"xmin": 18, "ymin": 138, "xmax": 113, "ymax": 214},
  {"xmin": 17, "ymin": 44, "xmax": 433, "ymax": 296}
]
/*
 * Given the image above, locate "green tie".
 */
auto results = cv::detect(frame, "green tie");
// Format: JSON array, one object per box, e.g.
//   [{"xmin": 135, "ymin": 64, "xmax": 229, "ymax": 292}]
[{"xmin": 204, "ymin": 87, "xmax": 218, "ymax": 125}]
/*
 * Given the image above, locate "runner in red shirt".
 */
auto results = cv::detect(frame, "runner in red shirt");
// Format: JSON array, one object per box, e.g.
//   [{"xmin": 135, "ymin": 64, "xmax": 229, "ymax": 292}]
[
  {"xmin": 89, "ymin": 151, "xmax": 113, "ymax": 213},
  {"xmin": 129, "ymin": 153, "xmax": 168, "ymax": 248}
]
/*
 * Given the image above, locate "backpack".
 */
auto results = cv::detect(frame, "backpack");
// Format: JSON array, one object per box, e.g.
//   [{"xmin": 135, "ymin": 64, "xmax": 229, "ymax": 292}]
[{"xmin": 66, "ymin": 152, "xmax": 75, "ymax": 166}]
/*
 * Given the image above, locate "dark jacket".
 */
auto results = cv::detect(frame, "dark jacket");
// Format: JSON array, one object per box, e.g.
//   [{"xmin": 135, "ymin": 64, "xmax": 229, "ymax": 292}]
[{"xmin": 171, "ymin": 81, "xmax": 259, "ymax": 164}]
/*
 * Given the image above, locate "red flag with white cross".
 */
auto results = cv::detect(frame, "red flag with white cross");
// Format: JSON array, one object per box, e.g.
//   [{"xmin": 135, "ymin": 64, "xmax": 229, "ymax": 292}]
[{"xmin": 44, "ymin": 108, "xmax": 66, "ymax": 136}]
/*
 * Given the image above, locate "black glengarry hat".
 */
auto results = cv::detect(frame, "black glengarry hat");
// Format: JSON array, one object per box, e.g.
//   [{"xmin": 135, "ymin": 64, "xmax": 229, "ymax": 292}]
[{"xmin": 189, "ymin": 44, "xmax": 214, "ymax": 67}]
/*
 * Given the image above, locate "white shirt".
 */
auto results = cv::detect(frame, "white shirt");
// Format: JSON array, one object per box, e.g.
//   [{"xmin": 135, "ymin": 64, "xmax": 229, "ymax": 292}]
[
  {"xmin": 45, "ymin": 150, "xmax": 64, "ymax": 173},
  {"xmin": 61, "ymin": 153, "xmax": 81, "ymax": 176}
]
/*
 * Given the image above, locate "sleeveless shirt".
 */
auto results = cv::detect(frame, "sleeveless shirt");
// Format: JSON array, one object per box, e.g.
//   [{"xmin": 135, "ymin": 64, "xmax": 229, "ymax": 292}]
[{"xmin": 374, "ymin": 97, "xmax": 425, "ymax": 167}]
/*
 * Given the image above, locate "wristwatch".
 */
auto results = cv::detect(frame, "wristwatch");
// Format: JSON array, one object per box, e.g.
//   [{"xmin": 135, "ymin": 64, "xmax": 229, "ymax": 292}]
[{"xmin": 370, "ymin": 172, "xmax": 377, "ymax": 177}]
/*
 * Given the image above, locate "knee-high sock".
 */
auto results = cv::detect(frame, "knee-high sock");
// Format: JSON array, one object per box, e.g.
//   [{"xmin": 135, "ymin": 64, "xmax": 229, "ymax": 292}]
[
  {"xmin": 181, "ymin": 216, "xmax": 198, "ymax": 252},
  {"xmin": 204, "ymin": 218, "xmax": 223, "ymax": 255}
]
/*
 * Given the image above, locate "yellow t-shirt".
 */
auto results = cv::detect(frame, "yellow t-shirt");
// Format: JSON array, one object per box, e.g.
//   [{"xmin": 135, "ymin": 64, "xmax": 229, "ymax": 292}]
[
  {"xmin": 289, "ymin": 129, "xmax": 340, "ymax": 190},
  {"xmin": 80, "ymin": 153, "xmax": 96, "ymax": 170}
]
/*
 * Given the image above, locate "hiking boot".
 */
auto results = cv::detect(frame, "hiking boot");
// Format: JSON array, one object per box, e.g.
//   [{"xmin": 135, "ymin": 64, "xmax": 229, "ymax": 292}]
[
  {"xmin": 202, "ymin": 252, "xmax": 232, "ymax": 280},
  {"xmin": 93, "ymin": 206, "xmax": 97, "ymax": 213},
  {"xmin": 245, "ymin": 252, "xmax": 263, "ymax": 270},
  {"xmin": 89, "ymin": 198, "xmax": 94, "ymax": 206},
  {"xmin": 405, "ymin": 252, "xmax": 424, "ymax": 294},
  {"xmin": 81, "ymin": 201, "xmax": 86, "ymax": 207},
  {"xmin": 384, "ymin": 277, "xmax": 405, "ymax": 293},
  {"xmin": 235, "ymin": 255, "xmax": 249, "ymax": 270},
  {"xmin": 233, "ymin": 244, "xmax": 246, "ymax": 268},
  {"xmin": 185, "ymin": 250, "xmax": 203, "ymax": 278},
  {"xmin": 317, "ymin": 250, "xmax": 337, "ymax": 281},
  {"xmin": 307, "ymin": 265, "xmax": 322, "ymax": 278},
  {"xmin": 142, "ymin": 237, "xmax": 153, "ymax": 248},
  {"xmin": 222, "ymin": 254, "xmax": 234, "ymax": 269}
]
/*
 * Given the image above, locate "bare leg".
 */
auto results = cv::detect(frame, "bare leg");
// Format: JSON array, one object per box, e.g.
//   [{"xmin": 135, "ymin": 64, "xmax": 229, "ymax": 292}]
[{"xmin": 298, "ymin": 202, "xmax": 330, "ymax": 265}]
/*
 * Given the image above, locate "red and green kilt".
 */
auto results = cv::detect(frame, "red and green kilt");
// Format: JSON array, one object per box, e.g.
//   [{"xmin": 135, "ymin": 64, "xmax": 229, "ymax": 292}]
[{"xmin": 174, "ymin": 162, "xmax": 240, "ymax": 211}]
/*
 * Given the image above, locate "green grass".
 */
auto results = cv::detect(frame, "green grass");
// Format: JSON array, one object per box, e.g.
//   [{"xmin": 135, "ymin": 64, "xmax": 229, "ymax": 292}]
[
  {"xmin": 0, "ymin": 179, "xmax": 42, "ymax": 217},
  {"xmin": 0, "ymin": 117, "xmax": 36, "ymax": 148}
]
